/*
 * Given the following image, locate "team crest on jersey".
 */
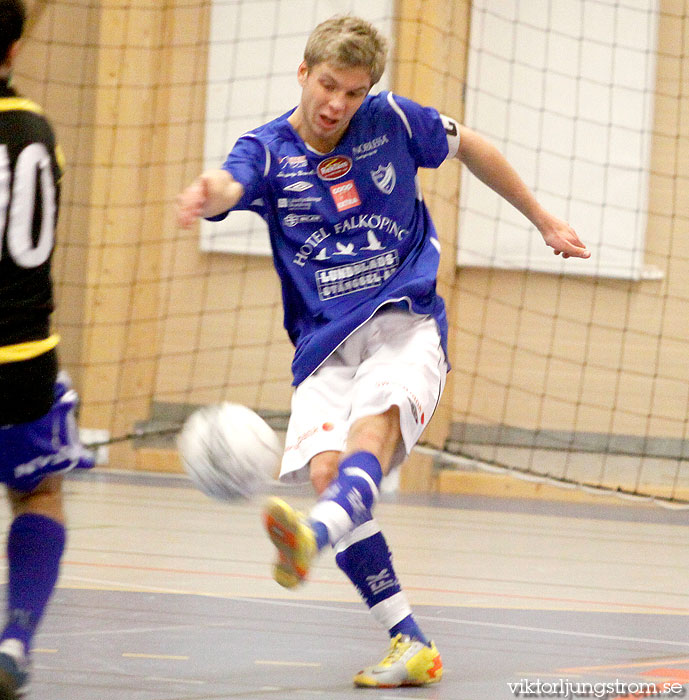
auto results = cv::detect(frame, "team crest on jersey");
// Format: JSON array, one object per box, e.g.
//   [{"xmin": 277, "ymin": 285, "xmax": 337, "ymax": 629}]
[
  {"xmin": 318, "ymin": 155, "xmax": 352, "ymax": 181},
  {"xmin": 371, "ymin": 163, "xmax": 396, "ymax": 195}
]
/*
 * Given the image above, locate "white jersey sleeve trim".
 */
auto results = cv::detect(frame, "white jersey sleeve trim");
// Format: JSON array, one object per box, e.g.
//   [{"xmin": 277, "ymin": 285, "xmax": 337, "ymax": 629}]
[
  {"xmin": 243, "ymin": 133, "xmax": 271, "ymax": 176},
  {"xmin": 387, "ymin": 92, "xmax": 413, "ymax": 139},
  {"xmin": 440, "ymin": 114, "xmax": 461, "ymax": 159}
]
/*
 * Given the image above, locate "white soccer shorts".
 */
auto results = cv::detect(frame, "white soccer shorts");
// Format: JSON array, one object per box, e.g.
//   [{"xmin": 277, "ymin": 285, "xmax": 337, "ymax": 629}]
[{"xmin": 280, "ymin": 307, "xmax": 448, "ymax": 483}]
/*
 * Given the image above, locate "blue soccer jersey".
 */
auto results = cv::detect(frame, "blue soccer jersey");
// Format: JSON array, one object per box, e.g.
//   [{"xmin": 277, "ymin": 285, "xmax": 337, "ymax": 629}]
[{"xmin": 214, "ymin": 91, "xmax": 456, "ymax": 385}]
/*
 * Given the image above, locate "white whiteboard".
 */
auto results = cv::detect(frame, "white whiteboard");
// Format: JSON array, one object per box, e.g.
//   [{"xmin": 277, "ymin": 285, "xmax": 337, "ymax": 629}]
[{"xmin": 457, "ymin": 0, "xmax": 659, "ymax": 279}]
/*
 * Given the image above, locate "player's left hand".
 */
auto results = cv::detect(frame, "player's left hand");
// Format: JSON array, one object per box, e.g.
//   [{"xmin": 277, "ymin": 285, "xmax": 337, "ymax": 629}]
[{"xmin": 540, "ymin": 217, "xmax": 590, "ymax": 259}]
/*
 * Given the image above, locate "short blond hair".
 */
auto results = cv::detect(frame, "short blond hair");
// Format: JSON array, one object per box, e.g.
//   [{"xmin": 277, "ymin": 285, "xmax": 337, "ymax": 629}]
[{"xmin": 304, "ymin": 15, "xmax": 388, "ymax": 87}]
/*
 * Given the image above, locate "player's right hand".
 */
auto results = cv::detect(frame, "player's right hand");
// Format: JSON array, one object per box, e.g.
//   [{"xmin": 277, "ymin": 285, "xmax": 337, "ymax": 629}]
[{"xmin": 176, "ymin": 176, "xmax": 208, "ymax": 228}]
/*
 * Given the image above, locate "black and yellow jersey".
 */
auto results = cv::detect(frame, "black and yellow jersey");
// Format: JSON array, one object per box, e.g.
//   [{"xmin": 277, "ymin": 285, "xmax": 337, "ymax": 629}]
[
  {"xmin": 0, "ymin": 79, "xmax": 63, "ymax": 347},
  {"xmin": 0, "ymin": 79, "xmax": 63, "ymax": 423}
]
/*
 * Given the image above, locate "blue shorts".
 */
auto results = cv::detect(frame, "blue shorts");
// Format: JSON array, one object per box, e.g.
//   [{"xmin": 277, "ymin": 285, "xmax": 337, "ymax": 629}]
[{"xmin": 0, "ymin": 371, "xmax": 95, "ymax": 491}]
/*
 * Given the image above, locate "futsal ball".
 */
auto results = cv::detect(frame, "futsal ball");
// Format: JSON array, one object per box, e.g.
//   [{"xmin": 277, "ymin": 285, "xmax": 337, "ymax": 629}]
[{"xmin": 177, "ymin": 402, "xmax": 281, "ymax": 501}]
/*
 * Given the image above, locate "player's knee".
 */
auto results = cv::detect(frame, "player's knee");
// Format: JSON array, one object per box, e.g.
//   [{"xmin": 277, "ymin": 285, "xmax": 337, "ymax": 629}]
[
  {"xmin": 310, "ymin": 466, "xmax": 336, "ymax": 495},
  {"xmin": 8, "ymin": 475, "xmax": 65, "ymax": 522}
]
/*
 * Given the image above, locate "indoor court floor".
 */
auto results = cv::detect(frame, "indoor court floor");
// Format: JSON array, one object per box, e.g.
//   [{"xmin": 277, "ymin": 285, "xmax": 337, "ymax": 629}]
[{"xmin": 2, "ymin": 468, "xmax": 688, "ymax": 700}]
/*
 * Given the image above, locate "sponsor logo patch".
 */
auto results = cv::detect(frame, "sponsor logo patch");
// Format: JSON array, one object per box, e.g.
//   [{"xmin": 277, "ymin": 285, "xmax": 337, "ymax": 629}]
[
  {"xmin": 283, "ymin": 213, "xmax": 322, "ymax": 227},
  {"xmin": 353, "ymin": 134, "xmax": 389, "ymax": 160},
  {"xmin": 284, "ymin": 422, "xmax": 336, "ymax": 453},
  {"xmin": 317, "ymin": 155, "xmax": 352, "ymax": 181},
  {"xmin": 315, "ymin": 251, "xmax": 399, "ymax": 300},
  {"xmin": 329, "ymin": 180, "xmax": 361, "ymax": 212},
  {"xmin": 277, "ymin": 196, "xmax": 322, "ymax": 210},
  {"xmin": 280, "ymin": 155, "xmax": 308, "ymax": 167},
  {"xmin": 277, "ymin": 169, "xmax": 315, "ymax": 179}
]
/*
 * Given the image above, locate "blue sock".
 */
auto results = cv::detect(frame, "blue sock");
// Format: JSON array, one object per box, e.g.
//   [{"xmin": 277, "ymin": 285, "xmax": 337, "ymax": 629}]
[
  {"xmin": 334, "ymin": 520, "xmax": 429, "ymax": 645},
  {"xmin": 310, "ymin": 451, "xmax": 383, "ymax": 549},
  {"xmin": 390, "ymin": 614, "xmax": 429, "ymax": 643},
  {"xmin": 310, "ymin": 521, "xmax": 330, "ymax": 550},
  {"xmin": 2, "ymin": 514, "xmax": 66, "ymax": 654}
]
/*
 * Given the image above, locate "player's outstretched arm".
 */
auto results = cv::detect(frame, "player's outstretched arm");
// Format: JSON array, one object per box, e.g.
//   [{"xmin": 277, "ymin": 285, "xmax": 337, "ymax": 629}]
[
  {"xmin": 455, "ymin": 126, "xmax": 590, "ymax": 260},
  {"xmin": 176, "ymin": 169, "xmax": 245, "ymax": 228}
]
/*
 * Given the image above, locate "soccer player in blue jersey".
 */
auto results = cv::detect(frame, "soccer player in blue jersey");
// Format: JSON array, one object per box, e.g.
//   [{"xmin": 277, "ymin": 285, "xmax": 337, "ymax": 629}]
[
  {"xmin": 0, "ymin": 2, "xmax": 94, "ymax": 697},
  {"xmin": 177, "ymin": 15, "xmax": 589, "ymax": 688}
]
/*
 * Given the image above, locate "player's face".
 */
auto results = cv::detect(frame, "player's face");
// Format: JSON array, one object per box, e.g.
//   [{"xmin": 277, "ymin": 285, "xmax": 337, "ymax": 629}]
[{"xmin": 296, "ymin": 61, "xmax": 371, "ymax": 151}]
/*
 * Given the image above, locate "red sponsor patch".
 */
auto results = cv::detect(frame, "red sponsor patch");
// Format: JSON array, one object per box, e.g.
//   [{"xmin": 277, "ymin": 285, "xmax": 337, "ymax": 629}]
[
  {"xmin": 330, "ymin": 180, "xmax": 361, "ymax": 212},
  {"xmin": 317, "ymin": 155, "xmax": 352, "ymax": 181}
]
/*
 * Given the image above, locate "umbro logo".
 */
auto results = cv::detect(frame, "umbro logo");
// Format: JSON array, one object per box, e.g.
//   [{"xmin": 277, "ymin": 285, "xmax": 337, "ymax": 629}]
[{"xmin": 284, "ymin": 181, "xmax": 313, "ymax": 192}]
